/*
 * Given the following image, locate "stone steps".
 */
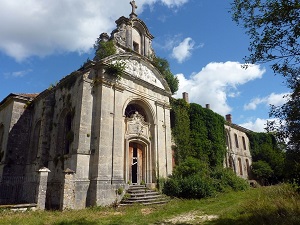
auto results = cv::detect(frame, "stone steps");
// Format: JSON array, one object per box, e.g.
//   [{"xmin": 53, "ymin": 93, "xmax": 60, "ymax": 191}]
[{"xmin": 120, "ymin": 185, "xmax": 169, "ymax": 206}]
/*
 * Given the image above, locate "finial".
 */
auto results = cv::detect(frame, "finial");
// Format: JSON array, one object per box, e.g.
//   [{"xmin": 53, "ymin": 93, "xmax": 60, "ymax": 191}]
[{"xmin": 130, "ymin": 0, "xmax": 138, "ymax": 18}]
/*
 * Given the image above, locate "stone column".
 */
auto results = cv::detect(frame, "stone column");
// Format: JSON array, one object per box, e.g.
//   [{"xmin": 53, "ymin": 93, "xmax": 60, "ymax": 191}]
[
  {"xmin": 36, "ymin": 167, "xmax": 51, "ymax": 210},
  {"xmin": 60, "ymin": 168, "xmax": 76, "ymax": 210}
]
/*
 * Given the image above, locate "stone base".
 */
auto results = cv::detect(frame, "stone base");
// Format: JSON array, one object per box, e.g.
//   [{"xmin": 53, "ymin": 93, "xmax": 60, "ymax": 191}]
[{"xmin": 87, "ymin": 180, "xmax": 126, "ymax": 207}]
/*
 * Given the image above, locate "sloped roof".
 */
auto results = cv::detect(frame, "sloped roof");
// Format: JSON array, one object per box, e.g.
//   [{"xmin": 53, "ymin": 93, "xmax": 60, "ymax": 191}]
[{"xmin": 0, "ymin": 93, "xmax": 39, "ymax": 106}]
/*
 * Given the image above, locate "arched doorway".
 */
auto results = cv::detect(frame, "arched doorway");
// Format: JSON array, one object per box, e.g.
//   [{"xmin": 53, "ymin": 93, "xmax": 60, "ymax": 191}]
[
  {"xmin": 129, "ymin": 142, "xmax": 145, "ymax": 184},
  {"xmin": 124, "ymin": 100, "xmax": 154, "ymax": 184}
]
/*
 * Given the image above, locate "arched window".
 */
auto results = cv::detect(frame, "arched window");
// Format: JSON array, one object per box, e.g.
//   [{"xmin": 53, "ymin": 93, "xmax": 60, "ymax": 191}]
[
  {"xmin": 242, "ymin": 136, "xmax": 247, "ymax": 150},
  {"xmin": 225, "ymin": 130, "xmax": 232, "ymax": 149},
  {"xmin": 132, "ymin": 28, "xmax": 141, "ymax": 54},
  {"xmin": 63, "ymin": 113, "xmax": 72, "ymax": 155},
  {"xmin": 234, "ymin": 133, "xmax": 239, "ymax": 148},
  {"xmin": 125, "ymin": 104, "xmax": 147, "ymax": 122},
  {"xmin": 246, "ymin": 159, "xmax": 250, "ymax": 177},
  {"xmin": 0, "ymin": 124, "xmax": 4, "ymax": 162},
  {"xmin": 229, "ymin": 156, "xmax": 236, "ymax": 173},
  {"xmin": 238, "ymin": 158, "xmax": 243, "ymax": 175},
  {"xmin": 31, "ymin": 121, "xmax": 41, "ymax": 163},
  {"xmin": 57, "ymin": 111, "xmax": 73, "ymax": 155}
]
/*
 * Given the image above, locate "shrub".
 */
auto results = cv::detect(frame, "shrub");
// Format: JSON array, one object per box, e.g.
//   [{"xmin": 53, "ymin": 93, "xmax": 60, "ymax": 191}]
[
  {"xmin": 180, "ymin": 175, "xmax": 216, "ymax": 199},
  {"xmin": 163, "ymin": 177, "xmax": 181, "ymax": 197},
  {"xmin": 211, "ymin": 167, "xmax": 249, "ymax": 192},
  {"xmin": 172, "ymin": 157, "xmax": 210, "ymax": 179}
]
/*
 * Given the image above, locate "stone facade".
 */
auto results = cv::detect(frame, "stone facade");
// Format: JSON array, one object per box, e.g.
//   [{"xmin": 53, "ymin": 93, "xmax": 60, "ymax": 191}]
[
  {"xmin": 224, "ymin": 115, "xmax": 252, "ymax": 179},
  {"xmin": 0, "ymin": 1, "xmax": 252, "ymax": 210},
  {"xmin": 0, "ymin": 5, "xmax": 173, "ymax": 209}
]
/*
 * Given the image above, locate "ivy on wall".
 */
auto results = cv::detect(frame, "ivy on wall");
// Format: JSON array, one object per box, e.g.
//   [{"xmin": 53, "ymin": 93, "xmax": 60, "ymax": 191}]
[
  {"xmin": 170, "ymin": 99, "xmax": 226, "ymax": 168},
  {"xmin": 170, "ymin": 98, "xmax": 191, "ymax": 164}
]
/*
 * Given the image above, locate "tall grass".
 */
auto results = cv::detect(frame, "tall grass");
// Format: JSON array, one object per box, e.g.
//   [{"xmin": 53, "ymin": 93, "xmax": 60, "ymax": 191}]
[{"xmin": 0, "ymin": 184, "xmax": 299, "ymax": 225}]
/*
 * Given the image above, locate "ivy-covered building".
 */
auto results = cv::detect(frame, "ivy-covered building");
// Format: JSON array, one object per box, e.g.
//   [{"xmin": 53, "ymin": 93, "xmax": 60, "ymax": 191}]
[{"xmin": 0, "ymin": 2, "xmax": 173, "ymax": 209}]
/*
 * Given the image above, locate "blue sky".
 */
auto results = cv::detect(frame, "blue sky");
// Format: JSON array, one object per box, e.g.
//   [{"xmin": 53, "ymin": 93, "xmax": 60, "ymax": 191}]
[{"xmin": 0, "ymin": 0, "xmax": 290, "ymax": 132}]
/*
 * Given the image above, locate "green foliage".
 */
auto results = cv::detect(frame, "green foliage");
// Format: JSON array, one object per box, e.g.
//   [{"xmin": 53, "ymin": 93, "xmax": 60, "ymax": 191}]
[
  {"xmin": 170, "ymin": 98, "xmax": 191, "ymax": 164},
  {"xmin": 172, "ymin": 157, "xmax": 210, "ymax": 179},
  {"xmin": 189, "ymin": 103, "xmax": 226, "ymax": 168},
  {"xmin": 285, "ymin": 149, "xmax": 300, "ymax": 185},
  {"xmin": 251, "ymin": 161, "xmax": 274, "ymax": 185},
  {"xmin": 170, "ymin": 100, "xmax": 226, "ymax": 168},
  {"xmin": 248, "ymin": 132, "xmax": 285, "ymax": 184},
  {"xmin": 104, "ymin": 61, "xmax": 126, "ymax": 80},
  {"xmin": 116, "ymin": 187, "xmax": 123, "ymax": 195},
  {"xmin": 151, "ymin": 56, "xmax": 179, "ymax": 94},
  {"xmin": 231, "ymin": 0, "xmax": 300, "ymax": 181},
  {"xmin": 211, "ymin": 167, "xmax": 250, "ymax": 192},
  {"xmin": 94, "ymin": 40, "xmax": 116, "ymax": 60},
  {"xmin": 163, "ymin": 162, "xmax": 249, "ymax": 199},
  {"xmin": 0, "ymin": 184, "xmax": 299, "ymax": 225}
]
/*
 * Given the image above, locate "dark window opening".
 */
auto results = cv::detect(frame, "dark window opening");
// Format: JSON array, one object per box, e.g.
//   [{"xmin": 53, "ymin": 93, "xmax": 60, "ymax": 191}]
[
  {"xmin": 133, "ymin": 41, "xmax": 139, "ymax": 53},
  {"xmin": 242, "ymin": 136, "xmax": 247, "ymax": 150},
  {"xmin": 64, "ymin": 113, "xmax": 72, "ymax": 155},
  {"xmin": 238, "ymin": 158, "xmax": 243, "ymax": 175},
  {"xmin": 234, "ymin": 133, "xmax": 239, "ymax": 148}
]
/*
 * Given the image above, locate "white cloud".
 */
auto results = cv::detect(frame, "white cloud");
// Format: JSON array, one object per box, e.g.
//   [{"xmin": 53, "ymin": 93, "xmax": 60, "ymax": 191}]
[
  {"xmin": 4, "ymin": 69, "xmax": 32, "ymax": 79},
  {"xmin": 239, "ymin": 118, "xmax": 281, "ymax": 132},
  {"xmin": 0, "ymin": 0, "xmax": 189, "ymax": 61},
  {"xmin": 160, "ymin": 0, "xmax": 189, "ymax": 7},
  {"xmin": 171, "ymin": 37, "xmax": 195, "ymax": 63},
  {"xmin": 244, "ymin": 92, "xmax": 290, "ymax": 110},
  {"xmin": 173, "ymin": 61, "xmax": 265, "ymax": 116}
]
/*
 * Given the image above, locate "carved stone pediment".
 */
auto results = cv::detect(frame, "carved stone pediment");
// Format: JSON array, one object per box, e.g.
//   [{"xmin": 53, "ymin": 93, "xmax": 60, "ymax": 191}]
[
  {"xmin": 126, "ymin": 112, "xmax": 150, "ymax": 140},
  {"xmin": 112, "ymin": 59, "xmax": 164, "ymax": 89}
]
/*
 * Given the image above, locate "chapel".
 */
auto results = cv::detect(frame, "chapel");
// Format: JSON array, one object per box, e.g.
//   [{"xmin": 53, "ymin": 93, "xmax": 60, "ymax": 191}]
[
  {"xmin": 0, "ymin": 1, "xmax": 252, "ymax": 210},
  {"xmin": 0, "ymin": 1, "xmax": 173, "ymax": 209}
]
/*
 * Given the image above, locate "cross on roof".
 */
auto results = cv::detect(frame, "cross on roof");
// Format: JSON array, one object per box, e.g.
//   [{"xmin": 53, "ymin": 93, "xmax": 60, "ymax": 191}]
[{"xmin": 130, "ymin": 0, "xmax": 137, "ymax": 15}]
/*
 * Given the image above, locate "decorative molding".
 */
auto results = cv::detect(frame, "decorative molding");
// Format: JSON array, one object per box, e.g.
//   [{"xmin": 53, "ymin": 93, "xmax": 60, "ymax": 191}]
[
  {"xmin": 113, "ymin": 59, "xmax": 164, "ymax": 89},
  {"xmin": 125, "ymin": 112, "xmax": 150, "ymax": 140}
]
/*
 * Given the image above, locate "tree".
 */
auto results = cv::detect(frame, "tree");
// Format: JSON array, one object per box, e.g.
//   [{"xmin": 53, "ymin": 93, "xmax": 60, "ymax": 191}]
[
  {"xmin": 151, "ymin": 56, "xmax": 179, "ymax": 94},
  {"xmin": 248, "ymin": 132, "xmax": 285, "ymax": 184},
  {"xmin": 251, "ymin": 160, "xmax": 274, "ymax": 185},
  {"xmin": 94, "ymin": 36, "xmax": 116, "ymax": 60},
  {"xmin": 231, "ymin": 1, "xmax": 300, "ymax": 179}
]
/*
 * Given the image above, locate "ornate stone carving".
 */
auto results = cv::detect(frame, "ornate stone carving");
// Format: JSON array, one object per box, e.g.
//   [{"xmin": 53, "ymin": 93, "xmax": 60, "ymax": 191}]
[
  {"xmin": 114, "ymin": 23, "xmax": 127, "ymax": 46},
  {"xmin": 113, "ymin": 59, "xmax": 164, "ymax": 89},
  {"xmin": 126, "ymin": 112, "xmax": 150, "ymax": 140}
]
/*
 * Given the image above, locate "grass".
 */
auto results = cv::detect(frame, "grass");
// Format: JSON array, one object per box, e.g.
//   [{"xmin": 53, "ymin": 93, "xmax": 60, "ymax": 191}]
[{"xmin": 0, "ymin": 184, "xmax": 299, "ymax": 225}]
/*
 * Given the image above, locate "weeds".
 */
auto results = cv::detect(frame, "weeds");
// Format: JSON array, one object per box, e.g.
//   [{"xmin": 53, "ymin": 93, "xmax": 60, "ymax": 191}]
[{"xmin": 0, "ymin": 184, "xmax": 298, "ymax": 225}]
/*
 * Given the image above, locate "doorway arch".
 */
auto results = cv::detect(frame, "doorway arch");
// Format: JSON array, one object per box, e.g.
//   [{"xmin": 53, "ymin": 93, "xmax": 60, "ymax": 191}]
[{"xmin": 124, "ymin": 99, "xmax": 154, "ymax": 184}]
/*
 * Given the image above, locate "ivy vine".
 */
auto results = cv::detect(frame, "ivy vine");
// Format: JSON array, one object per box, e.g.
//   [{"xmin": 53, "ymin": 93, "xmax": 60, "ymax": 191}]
[{"xmin": 170, "ymin": 99, "xmax": 226, "ymax": 168}]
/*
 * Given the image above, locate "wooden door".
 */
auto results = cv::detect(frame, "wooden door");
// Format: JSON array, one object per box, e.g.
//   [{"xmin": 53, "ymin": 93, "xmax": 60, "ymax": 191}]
[{"xmin": 129, "ymin": 143, "xmax": 144, "ymax": 184}]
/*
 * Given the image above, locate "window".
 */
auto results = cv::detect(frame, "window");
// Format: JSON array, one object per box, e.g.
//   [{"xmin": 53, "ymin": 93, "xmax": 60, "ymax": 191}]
[
  {"xmin": 246, "ymin": 159, "xmax": 250, "ymax": 177},
  {"xmin": 57, "ymin": 111, "xmax": 73, "ymax": 155},
  {"xmin": 225, "ymin": 130, "xmax": 231, "ymax": 149},
  {"xmin": 242, "ymin": 136, "xmax": 247, "ymax": 150},
  {"xmin": 229, "ymin": 156, "xmax": 235, "ymax": 173},
  {"xmin": 234, "ymin": 133, "xmax": 239, "ymax": 148},
  {"xmin": 238, "ymin": 158, "xmax": 243, "ymax": 175},
  {"xmin": 133, "ymin": 41, "xmax": 139, "ymax": 53},
  {"xmin": 63, "ymin": 113, "xmax": 72, "ymax": 155},
  {"xmin": 31, "ymin": 121, "xmax": 41, "ymax": 162},
  {"xmin": 125, "ymin": 104, "xmax": 147, "ymax": 122}
]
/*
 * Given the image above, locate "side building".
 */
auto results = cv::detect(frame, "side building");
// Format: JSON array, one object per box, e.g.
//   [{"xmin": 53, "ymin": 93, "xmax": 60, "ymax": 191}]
[{"xmin": 224, "ymin": 114, "xmax": 252, "ymax": 179}]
